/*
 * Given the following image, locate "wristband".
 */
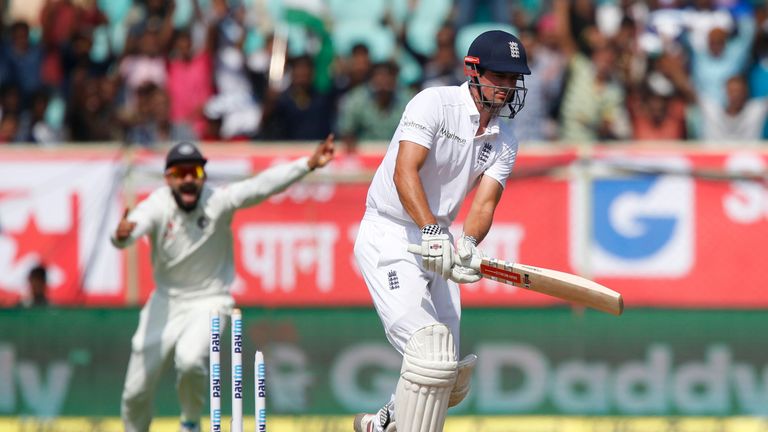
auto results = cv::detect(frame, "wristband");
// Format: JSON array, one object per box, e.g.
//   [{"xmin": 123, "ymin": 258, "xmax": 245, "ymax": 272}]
[
  {"xmin": 421, "ymin": 224, "xmax": 442, "ymax": 235},
  {"xmin": 463, "ymin": 235, "xmax": 478, "ymax": 246}
]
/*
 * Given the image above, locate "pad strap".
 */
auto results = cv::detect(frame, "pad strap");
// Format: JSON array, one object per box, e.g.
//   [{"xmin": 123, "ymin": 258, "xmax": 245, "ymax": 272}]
[{"xmin": 448, "ymin": 354, "xmax": 477, "ymax": 407}]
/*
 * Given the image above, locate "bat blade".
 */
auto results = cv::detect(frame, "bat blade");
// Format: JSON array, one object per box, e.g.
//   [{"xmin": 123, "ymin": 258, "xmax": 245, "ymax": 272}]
[
  {"xmin": 478, "ymin": 257, "xmax": 623, "ymax": 316},
  {"xmin": 406, "ymin": 244, "xmax": 623, "ymax": 315}
]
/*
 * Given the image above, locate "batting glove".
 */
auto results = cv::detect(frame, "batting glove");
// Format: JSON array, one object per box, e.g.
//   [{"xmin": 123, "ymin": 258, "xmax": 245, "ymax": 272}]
[
  {"xmin": 448, "ymin": 265, "xmax": 482, "ymax": 284},
  {"xmin": 449, "ymin": 234, "xmax": 482, "ymax": 284},
  {"xmin": 420, "ymin": 224, "xmax": 455, "ymax": 280},
  {"xmin": 456, "ymin": 234, "xmax": 484, "ymax": 267}
]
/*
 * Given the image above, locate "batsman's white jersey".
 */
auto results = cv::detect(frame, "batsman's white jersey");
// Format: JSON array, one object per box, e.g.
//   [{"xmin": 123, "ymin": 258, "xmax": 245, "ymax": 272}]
[
  {"xmin": 112, "ymin": 157, "xmax": 312, "ymax": 299},
  {"xmin": 115, "ymin": 157, "xmax": 312, "ymax": 432},
  {"xmin": 366, "ymin": 82, "xmax": 517, "ymax": 227},
  {"xmin": 356, "ymin": 82, "xmax": 519, "ymax": 353}
]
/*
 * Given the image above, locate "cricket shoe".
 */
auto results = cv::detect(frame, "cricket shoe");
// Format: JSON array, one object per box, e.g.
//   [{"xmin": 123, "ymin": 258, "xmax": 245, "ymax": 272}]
[
  {"xmin": 353, "ymin": 402, "xmax": 395, "ymax": 432},
  {"xmin": 179, "ymin": 421, "xmax": 200, "ymax": 432}
]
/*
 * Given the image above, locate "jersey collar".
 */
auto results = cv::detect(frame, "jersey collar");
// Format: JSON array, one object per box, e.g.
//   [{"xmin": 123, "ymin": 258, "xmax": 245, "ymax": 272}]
[
  {"xmin": 485, "ymin": 116, "xmax": 501, "ymax": 136},
  {"xmin": 461, "ymin": 82, "xmax": 502, "ymax": 137}
]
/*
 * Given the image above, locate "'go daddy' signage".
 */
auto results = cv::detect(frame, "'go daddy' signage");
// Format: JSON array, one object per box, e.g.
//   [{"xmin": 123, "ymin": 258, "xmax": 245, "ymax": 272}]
[{"xmin": 1, "ymin": 308, "xmax": 767, "ymax": 417}]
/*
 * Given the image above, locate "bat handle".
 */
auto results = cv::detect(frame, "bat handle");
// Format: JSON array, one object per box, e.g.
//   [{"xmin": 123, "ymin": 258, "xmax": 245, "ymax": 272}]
[
  {"xmin": 407, "ymin": 244, "xmax": 422, "ymax": 255},
  {"xmin": 464, "ymin": 256, "xmax": 483, "ymax": 271},
  {"xmin": 406, "ymin": 244, "xmax": 483, "ymax": 271}
]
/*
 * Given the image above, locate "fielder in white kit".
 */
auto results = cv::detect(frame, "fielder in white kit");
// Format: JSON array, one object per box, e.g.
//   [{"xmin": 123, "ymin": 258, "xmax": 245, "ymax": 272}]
[
  {"xmin": 112, "ymin": 137, "xmax": 335, "ymax": 432},
  {"xmin": 353, "ymin": 30, "xmax": 531, "ymax": 432}
]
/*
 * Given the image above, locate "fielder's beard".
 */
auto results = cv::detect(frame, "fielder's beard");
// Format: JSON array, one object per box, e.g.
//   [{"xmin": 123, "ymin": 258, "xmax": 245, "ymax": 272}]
[{"xmin": 172, "ymin": 184, "xmax": 201, "ymax": 212}]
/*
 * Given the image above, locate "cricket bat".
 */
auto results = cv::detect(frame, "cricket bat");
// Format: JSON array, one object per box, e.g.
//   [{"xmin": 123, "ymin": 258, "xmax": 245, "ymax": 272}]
[{"xmin": 407, "ymin": 245, "xmax": 623, "ymax": 315}]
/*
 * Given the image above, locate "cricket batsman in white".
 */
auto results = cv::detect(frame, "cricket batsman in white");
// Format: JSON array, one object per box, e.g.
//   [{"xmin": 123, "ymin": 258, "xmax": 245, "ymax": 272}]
[
  {"xmin": 353, "ymin": 30, "xmax": 531, "ymax": 432},
  {"xmin": 112, "ymin": 136, "xmax": 335, "ymax": 432}
]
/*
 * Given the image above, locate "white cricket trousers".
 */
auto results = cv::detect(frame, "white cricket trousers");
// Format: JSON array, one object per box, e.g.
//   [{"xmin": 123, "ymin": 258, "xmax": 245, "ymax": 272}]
[
  {"xmin": 121, "ymin": 291, "xmax": 234, "ymax": 432},
  {"xmin": 354, "ymin": 212, "xmax": 462, "ymax": 354}
]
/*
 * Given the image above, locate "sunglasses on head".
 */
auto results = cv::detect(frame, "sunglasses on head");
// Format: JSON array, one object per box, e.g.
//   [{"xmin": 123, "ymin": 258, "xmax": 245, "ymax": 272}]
[{"xmin": 166, "ymin": 165, "xmax": 205, "ymax": 179}]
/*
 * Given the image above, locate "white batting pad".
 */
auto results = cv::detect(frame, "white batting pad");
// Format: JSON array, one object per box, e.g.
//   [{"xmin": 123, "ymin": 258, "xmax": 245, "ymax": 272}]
[
  {"xmin": 448, "ymin": 354, "xmax": 477, "ymax": 407},
  {"xmin": 394, "ymin": 324, "xmax": 458, "ymax": 432}
]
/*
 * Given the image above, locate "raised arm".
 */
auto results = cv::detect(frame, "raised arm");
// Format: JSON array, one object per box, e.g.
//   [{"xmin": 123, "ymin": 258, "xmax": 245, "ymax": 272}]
[
  {"xmin": 656, "ymin": 52, "xmax": 698, "ymax": 103},
  {"xmin": 224, "ymin": 134, "xmax": 335, "ymax": 210},
  {"xmin": 553, "ymin": 0, "xmax": 578, "ymax": 60}
]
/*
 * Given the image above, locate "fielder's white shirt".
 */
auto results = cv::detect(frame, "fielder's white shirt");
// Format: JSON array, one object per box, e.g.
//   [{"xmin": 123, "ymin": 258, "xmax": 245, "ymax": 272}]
[
  {"xmin": 112, "ymin": 157, "xmax": 311, "ymax": 299},
  {"xmin": 366, "ymin": 82, "xmax": 518, "ymax": 227}
]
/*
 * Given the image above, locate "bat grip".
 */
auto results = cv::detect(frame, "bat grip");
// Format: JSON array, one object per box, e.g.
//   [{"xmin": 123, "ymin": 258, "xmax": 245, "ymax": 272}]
[
  {"xmin": 406, "ymin": 244, "xmax": 483, "ymax": 271},
  {"xmin": 406, "ymin": 244, "xmax": 422, "ymax": 255}
]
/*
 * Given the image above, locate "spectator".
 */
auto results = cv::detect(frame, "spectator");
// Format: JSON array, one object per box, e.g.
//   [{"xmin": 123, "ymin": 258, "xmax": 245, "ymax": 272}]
[
  {"xmin": 17, "ymin": 87, "xmax": 60, "ymax": 144},
  {"xmin": 23, "ymin": 264, "xmax": 49, "ymax": 307},
  {"xmin": 39, "ymin": 0, "xmax": 107, "ymax": 88},
  {"xmin": 124, "ymin": 0, "xmax": 175, "ymax": 56},
  {"xmin": 420, "ymin": 23, "xmax": 464, "ymax": 88},
  {"xmin": 67, "ymin": 75, "xmax": 120, "ymax": 141},
  {"xmin": 40, "ymin": 0, "xmax": 80, "ymax": 87},
  {"xmin": 0, "ymin": 84, "xmax": 22, "ymax": 119},
  {"xmin": 511, "ymin": 24, "xmax": 566, "ymax": 142},
  {"xmin": 60, "ymin": 29, "xmax": 112, "ymax": 102},
  {"xmin": 0, "ymin": 112, "xmax": 19, "ymax": 143},
  {"xmin": 689, "ymin": 13, "xmax": 755, "ymax": 108},
  {"xmin": 565, "ymin": 0, "xmax": 598, "ymax": 56},
  {"xmin": 397, "ymin": 21, "xmax": 455, "ymax": 88},
  {"xmin": 209, "ymin": 0, "xmax": 249, "ymax": 96},
  {"xmin": 626, "ymin": 53, "xmax": 690, "ymax": 142},
  {"xmin": 1, "ymin": 1, "xmax": 766, "ymax": 145},
  {"xmin": 246, "ymin": 32, "xmax": 281, "ymax": 103},
  {"xmin": 337, "ymin": 61, "xmax": 413, "ymax": 152},
  {"xmin": 260, "ymin": 55, "xmax": 335, "ymax": 141},
  {"xmin": 627, "ymin": 77, "xmax": 688, "ymax": 141},
  {"xmin": 119, "ymin": 25, "xmax": 169, "ymax": 110},
  {"xmin": 123, "ymin": 82, "xmax": 190, "ymax": 146},
  {"xmin": 204, "ymin": 0, "xmax": 260, "ymax": 140},
  {"xmin": 1, "ymin": 21, "xmax": 44, "ymax": 103},
  {"xmin": 684, "ymin": 0, "xmax": 735, "ymax": 54},
  {"xmin": 749, "ymin": 7, "xmax": 768, "ymax": 137},
  {"xmin": 122, "ymin": 82, "xmax": 157, "ymax": 145},
  {"xmin": 698, "ymin": 75, "xmax": 768, "ymax": 142},
  {"xmin": 159, "ymin": 86, "xmax": 197, "ymax": 142},
  {"xmin": 661, "ymin": 52, "xmax": 768, "ymax": 142},
  {"xmin": 613, "ymin": 16, "xmax": 647, "ymax": 89},
  {"xmin": 335, "ymin": 43, "xmax": 373, "ymax": 97},
  {"xmin": 78, "ymin": 0, "xmax": 109, "ymax": 28},
  {"xmin": 455, "ymin": 0, "xmax": 515, "ymax": 28},
  {"xmin": 201, "ymin": 110, "xmax": 224, "ymax": 141},
  {"xmin": 555, "ymin": 0, "xmax": 632, "ymax": 142},
  {"xmin": 167, "ymin": 29, "xmax": 213, "ymax": 139}
]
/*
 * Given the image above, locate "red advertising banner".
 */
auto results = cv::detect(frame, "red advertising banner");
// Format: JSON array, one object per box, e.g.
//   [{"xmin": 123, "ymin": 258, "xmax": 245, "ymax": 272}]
[
  {"xmin": 0, "ymin": 145, "xmax": 766, "ymax": 308},
  {"xmin": 583, "ymin": 148, "xmax": 768, "ymax": 308}
]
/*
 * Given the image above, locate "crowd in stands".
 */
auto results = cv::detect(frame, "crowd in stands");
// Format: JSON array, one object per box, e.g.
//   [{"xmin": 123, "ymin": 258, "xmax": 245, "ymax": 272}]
[{"xmin": 1, "ymin": 0, "xmax": 767, "ymax": 151}]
